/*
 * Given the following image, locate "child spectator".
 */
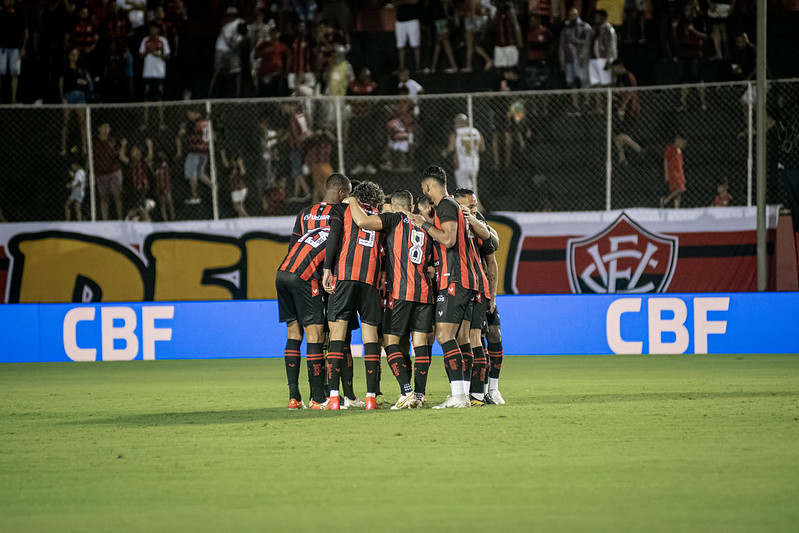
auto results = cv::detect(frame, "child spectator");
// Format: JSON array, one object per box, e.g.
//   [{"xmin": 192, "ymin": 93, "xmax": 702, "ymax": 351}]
[
  {"xmin": 461, "ymin": 0, "xmax": 494, "ymax": 72},
  {"xmin": 153, "ymin": 147, "xmax": 175, "ymax": 221},
  {"xmin": 220, "ymin": 148, "xmax": 248, "ymax": 218},
  {"xmin": 397, "ymin": 68, "xmax": 423, "ymax": 117},
  {"xmin": 288, "ymin": 22, "xmax": 314, "ymax": 91},
  {"xmin": 713, "ymin": 183, "xmax": 732, "ymax": 207},
  {"xmin": 257, "ymin": 119, "xmax": 280, "ymax": 214},
  {"xmin": 65, "ymin": 157, "xmax": 86, "ymax": 221},
  {"xmin": 661, "ymin": 133, "xmax": 688, "ymax": 209},
  {"xmin": 139, "ymin": 21, "xmax": 170, "ymax": 130},
  {"xmin": 425, "ymin": 0, "xmax": 458, "ymax": 74},
  {"xmin": 254, "ymin": 27, "xmax": 289, "ymax": 97},
  {"xmin": 384, "ymin": 87, "xmax": 415, "ymax": 171}
]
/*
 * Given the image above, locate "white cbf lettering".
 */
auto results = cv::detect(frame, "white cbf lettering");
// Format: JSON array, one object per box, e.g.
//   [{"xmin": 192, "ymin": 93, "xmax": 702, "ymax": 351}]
[
  {"xmin": 648, "ymin": 298, "xmax": 689, "ymax": 354},
  {"xmin": 693, "ymin": 297, "xmax": 729, "ymax": 354},
  {"xmin": 63, "ymin": 307, "xmax": 97, "ymax": 361},
  {"xmin": 142, "ymin": 306, "xmax": 174, "ymax": 360},
  {"xmin": 101, "ymin": 307, "xmax": 139, "ymax": 361},
  {"xmin": 606, "ymin": 298, "xmax": 643, "ymax": 354}
]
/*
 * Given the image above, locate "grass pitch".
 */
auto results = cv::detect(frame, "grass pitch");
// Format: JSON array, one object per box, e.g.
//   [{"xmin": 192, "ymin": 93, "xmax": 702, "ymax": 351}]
[{"xmin": 1, "ymin": 354, "xmax": 798, "ymax": 532}]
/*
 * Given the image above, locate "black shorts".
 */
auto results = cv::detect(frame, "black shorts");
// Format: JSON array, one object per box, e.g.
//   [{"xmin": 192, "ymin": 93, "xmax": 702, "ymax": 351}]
[
  {"xmin": 328, "ymin": 280, "xmax": 382, "ymax": 326},
  {"xmin": 470, "ymin": 294, "xmax": 488, "ymax": 331},
  {"xmin": 276, "ymin": 270, "xmax": 325, "ymax": 326},
  {"xmin": 384, "ymin": 299, "xmax": 434, "ymax": 337},
  {"xmin": 486, "ymin": 303, "xmax": 501, "ymax": 328},
  {"xmin": 435, "ymin": 283, "xmax": 474, "ymax": 325}
]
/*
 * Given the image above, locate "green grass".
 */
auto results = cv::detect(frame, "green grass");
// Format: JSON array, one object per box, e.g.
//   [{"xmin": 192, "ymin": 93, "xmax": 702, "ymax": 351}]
[{"xmin": 1, "ymin": 355, "xmax": 798, "ymax": 532}]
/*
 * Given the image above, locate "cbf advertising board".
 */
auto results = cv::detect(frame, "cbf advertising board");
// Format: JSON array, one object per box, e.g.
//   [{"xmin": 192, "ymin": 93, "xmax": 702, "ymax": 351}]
[{"xmin": 1, "ymin": 293, "xmax": 796, "ymax": 363}]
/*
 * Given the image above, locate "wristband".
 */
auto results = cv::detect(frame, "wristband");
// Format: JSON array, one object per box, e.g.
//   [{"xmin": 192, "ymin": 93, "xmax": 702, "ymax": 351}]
[{"xmin": 422, "ymin": 222, "xmax": 433, "ymax": 232}]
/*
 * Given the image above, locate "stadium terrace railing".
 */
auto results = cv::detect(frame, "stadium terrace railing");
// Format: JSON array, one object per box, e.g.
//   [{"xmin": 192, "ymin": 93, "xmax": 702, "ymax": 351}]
[{"xmin": 0, "ymin": 79, "xmax": 797, "ymax": 223}]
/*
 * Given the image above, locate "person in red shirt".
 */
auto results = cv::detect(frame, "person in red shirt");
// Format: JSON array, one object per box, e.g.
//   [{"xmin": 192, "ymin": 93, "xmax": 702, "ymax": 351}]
[
  {"xmin": 288, "ymin": 21, "xmax": 314, "ymax": 91},
  {"xmin": 675, "ymin": 3, "xmax": 707, "ymax": 111},
  {"xmin": 254, "ymin": 27, "xmax": 289, "ymax": 97},
  {"xmin": 92, "ymin": 122, "xmax": 124, "ymax": 220},
  {"xmin": 713, "ymin": 183, "xmax": 732, "ymax": 207},
  {"xmin": 176, "ymin": 108, "xmax": 212, "ymax": 205},
  {"xmin": 661, "ymin": 134, "xmax": 688, "ymax": 208},
  {"xmin": 220, "ymin": 148, "xmax": 248, "ymax": 217}
]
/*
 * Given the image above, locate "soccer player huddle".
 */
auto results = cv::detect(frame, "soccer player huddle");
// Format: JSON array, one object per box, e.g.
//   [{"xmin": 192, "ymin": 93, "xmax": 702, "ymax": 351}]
[{"xmin": 276, "ymin": 166, "xmax": 506, "ymax": 410}]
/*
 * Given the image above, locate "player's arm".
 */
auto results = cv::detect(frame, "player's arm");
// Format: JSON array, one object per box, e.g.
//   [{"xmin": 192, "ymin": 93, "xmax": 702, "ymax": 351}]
[
  {"xmin": 466, "ymin": 211, "xmax": 491, "ymax": 240},
  {"xmin": 421, "ymin": 217, "xmax": 457, "ymax": 248},
  {"xmin": 322, "ymin": 206, "xmax": 345, "ymax": 293},
  {"xmin": 485, "ymin": 252, "xmax": 499, "ymax": 312},
  {"xmin": 346, "ymin": 196, "xmax": 384, "ymax": 231},
  {"xmin": 118, "ymin": 139, "xmax": 129, "ymax": 164},
  {"xmin": 441, "ymin": 132, "xmax": 456, "ymax": 158}
]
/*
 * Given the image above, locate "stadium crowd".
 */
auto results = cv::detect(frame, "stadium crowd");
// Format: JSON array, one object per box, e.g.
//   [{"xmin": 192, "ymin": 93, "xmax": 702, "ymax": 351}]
[{"xmin": 2, "ymin": 0, "xmax": 793, "ymax": 106}]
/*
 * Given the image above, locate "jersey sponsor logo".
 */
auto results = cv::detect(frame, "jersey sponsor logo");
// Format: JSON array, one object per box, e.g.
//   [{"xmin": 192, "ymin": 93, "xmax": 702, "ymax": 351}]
[{"xmin": 567, "ymin": 213, "xmax": 678, "ymax": 294}]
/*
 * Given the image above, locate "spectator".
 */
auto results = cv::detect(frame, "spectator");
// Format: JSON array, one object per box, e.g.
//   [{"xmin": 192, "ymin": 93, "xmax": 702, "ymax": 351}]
[
  {"xmin": 248, "ymin": 8, "xmax": 274, "ymax": 51},
  {"xmin": 176, "ymin": 108, "xmax": 212, "ymax": 205},
  {"xmin": 589, "ymin": 9, "xmax": 617, "ymax": 112},
  {"xmin": 257, "ymin": 119, "xmax": 280, "ymax": 214},
  {"xmin": 384, "ymin": 87, "xmax": 415, "ymax": 171},
  {"xmin": 266, "ymin": 176, "xmax": 287, "ymax": 216},
  {"xmin": 220, "ymin": 148, "xmax": 248, "ymax": 218},
  {"xmin": 425, "ymin": 0, "xmax": 458, "ymax": 74},
  {"xmin": 675, "ymin": 2, "xmax": 707, "ymax": 111},
  {"xmin": 283, "ymin": 98, "xmax": 312, "ymax": 201},
  {"xmin": 59, "ymin": 47, "xmax": 90, "ymax": 156},
  {"xmin": 92, "ymin": 122, "xmax": 124, "ymax": 220},
  {"xmin": 612, "ymin": 59, "xmax": 640, "ymax": 120},
  {"xmin": 524, "ymin": 14, "xmax": 554, "ymax": 90},
  {"xmin": 623, "ymin": 0, "xmax": 646, "ymax": 44},
  {"xmin": 103, "ymin": 37, "xmax": 133, "ymax": 102},
  {"xmin": 305, "ymin": 128, "xmax": 335, "ymax": 203},
  {"xmin": 139, "ymin": 21, "xmax": 170, "ymax": 130},
  {"xmin": 321, "ymin": 0, "xmax": 353, "ymax": 46},
  {"xmin": 119, "ymin": 137, "xmax": 152, "ymax": 218},
  {"xmin": 324, "ymin": 45, "xmax": 354, "ymax": 130},
  {"xmin": 153, "ymin": 146, "xmax": 175, "ymax": 221},
  {"xmin": 314, "ymin": 21, "xmax": 345, "ymax": 90},
  {"xmin": 254, "ymin": 27, "xmax": 289, "ymax": 97},
  {"xmin": 461, "ymin": 0, "xmax": 494, "ymax": 72},
  {"xmin": 712, "ymin": 183, "xmax": 732, "ymax": 206},
  {"xmin": 292, "ymin": 0, "xmax": 317, "ymax": 24},
  {"xmin": 707, "ymin": 0, "xmax": 731, "ymax": 60},
  {"xmin": 443, "ymin": 113, "xmax": 485, "ymax": 190},
  {"xmin": 347, "ymin": 67, "xmax": 379, "ymax": 175},
  {"xmin": 65, "ymin": 156, "xmax": 86, "ymax": 221},
  {"xmin": 394, "ymin": 0, "xmax": 422, "ymax": 73},
  {"xmin": 559, "ymin": 7, "xmax": 592, "ymax": 113},
  {"xmin": 661, "ymin": 133, "xmax": 687, "ymax": 208},
  {"xmin": 0, "ymin": 0, "xmax": 29, "ymax": 104},
  {"xmin": 288, "ymin": 21, "xmax": 314, "ymax": 91},
  {"xmin": 68, "ymin": 5, "xmax": 98, "ymax": 61},
  {"xmin": 492, "ymin": 1, "xmax": 523, "ymax": 76},
  {"xmin": 208, "ymin": 7, "xmax": 245, "ymax": 98},
  {"xmin": 397, "ymin": 68, "xmax": 423, "ymax": 117},
  {"xmin": 117, "ymin": 1, "xmax": 146, "ymax": 35}
]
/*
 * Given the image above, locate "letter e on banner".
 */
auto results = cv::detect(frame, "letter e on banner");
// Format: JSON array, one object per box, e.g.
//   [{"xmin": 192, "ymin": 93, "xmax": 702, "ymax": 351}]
[
  {"xmin": 693, "ymin": 297, "xmax": 729, "ymax": 354},
  {"xmin": 63, "ymin": 307, "xmax": 97, "ymax": 361},
  {"xmin": 101, "ymin": 307, "xmax": 139, "ymax": 361},
  {"xmin": 142, "ymin": 306, "xmax": 174, "ymax": 360},
  {"xmin": 606, "ymin": 298, "xmax": 643, "ymax": 354}
]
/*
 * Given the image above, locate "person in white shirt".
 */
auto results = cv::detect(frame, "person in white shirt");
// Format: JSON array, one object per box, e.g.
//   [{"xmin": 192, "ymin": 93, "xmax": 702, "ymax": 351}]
[
  {"xmin": 208, "ymin": 7, "xmax": 246, "ymax": 97},
  {"xmin": 65, "ymin": 159, "xmax": 86, "ymax": 222},
  {"xmin": 139, "ymin": 22, "xmax": 170, "ymax": 130},
  {"xmin": 397, "ymin": 68, "xmax": 423, "ymax": 117},
  {"xmin": 443, "ymin": 113, "xmax": 485, "ymax": 190}
]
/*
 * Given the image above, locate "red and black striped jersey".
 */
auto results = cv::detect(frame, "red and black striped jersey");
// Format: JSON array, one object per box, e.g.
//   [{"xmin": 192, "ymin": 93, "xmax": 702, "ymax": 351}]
[
  {"xmin": 433, "ymin": 196, "xmax": 482, "ymax": 291},
  {"xmin": 471, "ymin": 212, "xmax": 497, "ymax": 299},
  {"xmin": 325, "ymin": 203, "xmax": 382, "ymax": 287},
  {"xmin": 289, "ymin": 202, "xmax": 336, "ymax": 248},
  {"xmin": 279, "ymin": 226, "xmax": 331, "ymax": 281},
  {"xmin": 380, "ymin": 212, "xmax": 434, "ymax": 304}
]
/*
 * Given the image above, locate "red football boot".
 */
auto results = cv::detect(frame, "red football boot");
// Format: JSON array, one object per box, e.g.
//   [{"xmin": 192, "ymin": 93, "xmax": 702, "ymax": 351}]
[{"xmin": 365, "ymin": 396, "xmax": 380, "ymax": 410}]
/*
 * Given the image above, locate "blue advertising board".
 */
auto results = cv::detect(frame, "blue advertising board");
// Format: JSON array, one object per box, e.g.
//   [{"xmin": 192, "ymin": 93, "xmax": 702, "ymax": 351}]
[{"xmin": 0, "ymin": 293, "xmax": 797, "ymax": 363}]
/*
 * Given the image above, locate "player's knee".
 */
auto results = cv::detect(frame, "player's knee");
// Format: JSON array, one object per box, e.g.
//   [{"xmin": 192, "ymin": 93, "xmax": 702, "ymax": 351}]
[{"xmin": 487, "ymin": 326, "xmax": 501, "ymax": 343}]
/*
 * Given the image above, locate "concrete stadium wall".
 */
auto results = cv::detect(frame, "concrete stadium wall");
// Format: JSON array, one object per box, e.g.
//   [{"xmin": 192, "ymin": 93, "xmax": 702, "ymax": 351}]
[{"xmin": 1, "ymin": 293, "xmax": 797, "ymax": 363}]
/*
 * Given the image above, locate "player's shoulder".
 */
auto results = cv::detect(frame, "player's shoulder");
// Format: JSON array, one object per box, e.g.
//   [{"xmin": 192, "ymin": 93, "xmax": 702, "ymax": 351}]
[{"xmin": 379, "ymin": 211, "xmax": 402, "ymax": 227}]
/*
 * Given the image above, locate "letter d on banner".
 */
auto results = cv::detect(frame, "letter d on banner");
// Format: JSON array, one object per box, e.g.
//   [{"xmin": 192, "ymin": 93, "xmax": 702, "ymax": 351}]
[{"xmin": 101, "ymin": 307, "xmax": 139, "ymax": 361}]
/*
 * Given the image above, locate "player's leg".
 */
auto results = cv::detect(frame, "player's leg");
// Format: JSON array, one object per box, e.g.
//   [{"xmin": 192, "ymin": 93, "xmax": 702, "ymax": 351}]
[
  {"xmin": 324, "ymin": 281, "xmax": 359, "ymax": 410},
  {"xmin": 358, "ymin": 283, "xmax": 383, "ymax": 410},
  {"xmin": 468, "ymin": 297, "xmax": 488, "ymax": 405},
  {"xmin": 275, "ymin": 271, "xmax": 305, "ymax": 409},
  {"xmin": 384, "ymin": 300, "xmax": 417, "ymax": 409},
  {"xmin": 485, "ymin": 304, "xmax": 505, "ymax": 405},
  {"xmin": 456, "ymin": 313, "xmax": 473, "ymax": 400},
  {"xmin": 433, "ymin": 285, "xmax": 472, "ymax": 408},
  {"xmin": 304, "ymin": 323, "xmax": 327, "ymax": 407}
]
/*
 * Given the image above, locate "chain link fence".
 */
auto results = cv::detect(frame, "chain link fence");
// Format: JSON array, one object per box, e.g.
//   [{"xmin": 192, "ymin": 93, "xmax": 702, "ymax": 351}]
[{"xmin": 1, "ymin": 79, "xmax": 796, "ymax": 223}]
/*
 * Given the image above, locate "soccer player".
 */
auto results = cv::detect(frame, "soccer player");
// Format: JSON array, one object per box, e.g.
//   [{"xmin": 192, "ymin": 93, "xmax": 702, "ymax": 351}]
[
  {"xmin": 276, "ymin": 174, "xmax": 351, "ymax": 410},
  {"xmin": 406, "ymin": 165, "xmax": 490, "ymax": 409},
  {"xmin": 322, "ymin": 180, "xmax": 386, "ymax": 410},
  {"xmin": 346, "ymin": 190, "xmax": 435, "ymax": 409},
  {"xmin": 453, "ymin": 188, "xmax": 502, "ymax": 405}
]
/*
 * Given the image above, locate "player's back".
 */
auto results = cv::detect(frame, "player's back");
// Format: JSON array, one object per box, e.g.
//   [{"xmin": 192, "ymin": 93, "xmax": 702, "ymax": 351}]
[
  {"xmin": 334, "ymin": 203, "xmax": 382, "ymax": 287},
  {"xmin": 279, "ymin": 226, "xmax": 331, "ymax": 281},
  {"xmin": 382, "ymin": 212, "xmax": 434, "ymax": 303},
  {"xmin": 289, "ymin": 202, "xmax": 336, "ymax": 248},
  {"xmin": 433, "ymin": 196, "xmax": 482, "ymax": 291}
]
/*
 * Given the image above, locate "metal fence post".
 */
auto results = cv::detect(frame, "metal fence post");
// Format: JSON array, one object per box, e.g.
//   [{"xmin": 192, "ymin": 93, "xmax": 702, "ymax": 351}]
[
  {"xmin": 746, "ymin": 80, "xmax": 753, "ymax": 207},
  {"xmin": 467, "ymin": 93, "xmax": 477, "ymax": 198},
  {"xmin": 205, "ymin": 100, "xmax": 220, "ymax": 221},
  {"xmin": 335, "ymin": 96, "xmax": 345, "ymax": 174},
  {"xmin": 605, "ymin": 88, "xmax": 613, "ymax": 211},
  {"xmin": 85, "ymin": 105, "xmax": 96, "ymax": 222}
]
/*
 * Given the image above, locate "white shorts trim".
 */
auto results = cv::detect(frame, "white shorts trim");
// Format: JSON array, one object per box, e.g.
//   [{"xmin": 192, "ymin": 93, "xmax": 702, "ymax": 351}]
[
  {"xmin": 395, "ymin": 20, "xmax": 421, "ymax": 49},
  {"xmin": 588, "ymin": 59, "xmax": 612, "ymax": 86}
]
